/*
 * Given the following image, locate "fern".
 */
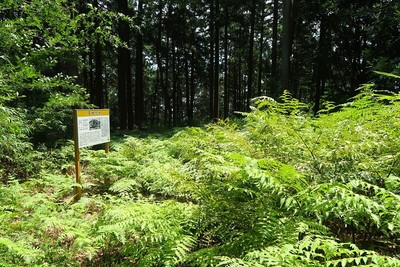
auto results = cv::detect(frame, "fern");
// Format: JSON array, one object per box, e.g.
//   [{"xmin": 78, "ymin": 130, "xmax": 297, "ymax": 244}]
[
  {"xmin": 216, "ymin": 235, "xmax": 400, "ymax": 267},
  {"xmin": 94, "ymin": 200, "xmax": 198, "ymax": 266},
  {"xmin": 2, "ymin": 89, "xmax": 400, "ymax": 266},
  {"xmin": 0, "ymin": 237, "xmax": 43, "ymax": 265}
]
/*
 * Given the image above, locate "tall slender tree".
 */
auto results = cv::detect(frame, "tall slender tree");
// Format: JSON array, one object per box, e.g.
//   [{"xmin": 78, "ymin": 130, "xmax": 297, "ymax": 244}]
[
  {"xmin": 246, "ymin": 0, "xmax": 256, "ymax": 109},
  {"xmin": 213, "ymin": 0, "xmax": 220, "ymax": 120},
  {"xmin": 93, "ymin": 0, "xmax": 104, "ymax": 108},
  {"xmin": 209, "ymin": 0, "xmax": 215, "ymax": 119},
  {"xmin": 313, "ymin": 14, "xmax": 328, "ymax": 114},
  {"xmin": 257, "ymin": 2, "xmax": 265, "ymax": 97},
  {"xmin": 117, "ymin": 0, "xmax": 131, "ymax": 130},
  {"xmin": 135, "ymin": 0, "xmax": 145, "ymax": 128},
  {"xmin": 270, "ymin": 0, "xmax": 279, "ymax": 98},
  {"xmin": 281, "ymin": 0, "xmax": 292, "ymax": 92},
  {"xmin": 223, "ymin": 5, "xmax": 229, "ymax": 118}
]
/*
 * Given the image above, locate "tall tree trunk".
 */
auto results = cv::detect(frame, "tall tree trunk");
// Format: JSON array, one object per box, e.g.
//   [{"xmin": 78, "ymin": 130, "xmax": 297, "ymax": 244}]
[
  {"xmin": 126, "ymin": 52, "xmax": 133, "ymax": 128},
  {"xmin": 94, "ymin": 41, "xmax": 103, "ymax": 107},
  {"xmin": 213, "ymin": 0, "xmax": 220, "ymax": 120},
  {"xmin": 257, "ymin": 3, "xmax": 265, "ymax": 96},
  {"xmin": 82, "ymin": 52, "xmax": 89, "ymax": 94},
  {"xmin": 209, "ymin": 0, "xmax": 215, "ymax": 119},
  {"xmin": 155, "ymin": 0, "xmax": 168, "ymax": 127},
  {"xmin": 78, "ymin": 1, "xmax": 90, "ymax": 96},
  {"xmin": 89, "ymin": 50, "xmax": 94, "ymax": 103},
  {"xmin": 117, "ymin": 0, "xmax": 131, "ymax": 130},
  {"xmin": 83, "ymin": 50, "xmax": 93, "ymax": 100},
  {"xmin": 185, "ymin": 51, "xmax": 190, "ymax": 123},
  {"xmin": 290, "ymin": 0, "xmax": 298, "ymax": 98},
  {"xmin": 134, "ymin": 0, "xmax": 144, "ymax": 128},
  {"xmin": 313, "ymin": 15, "xmax": 327, "ymax": 115},
  {"xmin": 223, "ymin": 5, "xmax": 229, "ymax": 118},
  {"xmin": 93, "ymin": 0, "xmax": 103, "ymax": 108},
  {"xmin": 235, "ymin": 25, "xmax": 243, "ymax": 112},
  {"xmin": 281, "ymin": 0, "xmax": 292, "ymax": 93},
  {"xmin": 270, "ymin": 0, "xmax": 279, "ymax": 98},
  {"xmin": 189, "ymin": 52, "xmax": 195, "ymax": 125},
  {"xmin": 247, "ymin": 0, "xmax": 256, "ymax": 109},
  {"xmin": 152, "ymin": 71, "xmax": 159, "ymax": 126},
  {"xmin": 238, "ymin": 53, "xmax": 242, "ymax": 111},
  {"xmin": 172, "ymin": 39, "xmax": 177, "ymax": 126},
  {"xmin": 351, "ymin": 20, "xmax": 362, "ymax": 95},
  {"xmin": 177, "ymin": 71, "xmax": 183, "ymax": 125},
  {"xmin": 233, "ymin": 61, "xmax": 238, "ymax": 111},
  {"xmin": 103, "ymin": 57, "xmax": 109, "ymax": 107},
  {"xmin": 165, "ymin": 34, "xmax": 172, "ymax": 127}
]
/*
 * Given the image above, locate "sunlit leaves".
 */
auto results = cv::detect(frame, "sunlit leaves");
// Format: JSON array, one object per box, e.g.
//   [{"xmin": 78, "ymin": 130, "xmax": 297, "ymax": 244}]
[{"xmin": 2, "ymin": 89, "xmax": 400, "ymax": 266}]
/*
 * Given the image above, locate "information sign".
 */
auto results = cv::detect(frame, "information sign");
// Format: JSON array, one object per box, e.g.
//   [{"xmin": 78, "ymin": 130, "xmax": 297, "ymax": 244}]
[
  {"xmin": 76, "ymin": 109, "xmax": 110, "ymax": 148},
  {"xmin": 73, "ymin": 109, "xmax": 110, "ymax": 201}
]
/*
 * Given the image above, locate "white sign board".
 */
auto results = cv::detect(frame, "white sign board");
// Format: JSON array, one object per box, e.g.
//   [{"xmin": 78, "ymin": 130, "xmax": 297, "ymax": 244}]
[{"xmin": 75, "ymin": 109, "xmax": 110, "ymax": 148}]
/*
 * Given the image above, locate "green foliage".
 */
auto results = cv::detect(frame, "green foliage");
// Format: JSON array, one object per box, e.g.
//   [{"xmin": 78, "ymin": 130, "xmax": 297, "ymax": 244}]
[
  {"xmin": 0, "ymin": 175, "xmax": 103, "ymax": 266},
  {"xmin": 94, "ymin": 200, "xmax": 198, "ymax": 266},
  {"xmin": 0, "ymin": 0, "xmax": 89, "ymax": 146},
  {"xmin": 0, "ymin": 106, "xmax": 36, "ymax": 181},
  {"xmin": 2, "ymin": 89, "xmax": 400, "ymax": 266},
  {"xmin": 30, "ymin": 82, "xmax": 89, "ymax": 144},
  {"xmin": 217, "ymin": 235, "xmax": 400, "ymax": 266},
  {"xmin": 78, "ymin": 89, "xmax": 400, "ymax": 266}
]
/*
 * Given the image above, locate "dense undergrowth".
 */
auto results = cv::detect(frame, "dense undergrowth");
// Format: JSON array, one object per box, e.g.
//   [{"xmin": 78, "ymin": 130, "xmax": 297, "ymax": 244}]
[{"xmin": 1, "ymin": 88, "xmax": 400, "ymax": 266}]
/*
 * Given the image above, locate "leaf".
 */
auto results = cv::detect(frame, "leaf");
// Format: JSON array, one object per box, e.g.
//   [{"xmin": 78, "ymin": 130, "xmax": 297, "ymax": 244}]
[{"xmin": 374, "ymin": 71, "xmax": 400, "ymax": 79}]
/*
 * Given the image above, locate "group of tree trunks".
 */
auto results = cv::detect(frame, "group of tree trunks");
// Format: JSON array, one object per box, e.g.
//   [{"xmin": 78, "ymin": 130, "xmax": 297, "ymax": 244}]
[{"xmin": 7, "ymin": 0, "xmax": 397, "ymax": 129}]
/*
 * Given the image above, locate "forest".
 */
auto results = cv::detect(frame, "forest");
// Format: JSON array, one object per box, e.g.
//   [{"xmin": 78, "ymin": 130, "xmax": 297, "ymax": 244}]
[{"xmin": 1, "ymin": 0, "xmax": 400, "ymax": 266}]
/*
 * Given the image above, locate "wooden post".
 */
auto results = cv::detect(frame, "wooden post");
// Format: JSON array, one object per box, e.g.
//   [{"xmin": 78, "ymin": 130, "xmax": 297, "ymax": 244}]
[
  {"xmin": 104, "ymin": 142, "xmax": 110, "ymax": 186},
  {"xmin": 73, "ymin": 109, "xmax": 82, "ymax": 201},
  {"xmin": 105, "ymin": 109, "xmax": 110, "ymax": 154},
  {"xmin": 105, "ymin": 142, "xmax": 110, "ymax": 154}
]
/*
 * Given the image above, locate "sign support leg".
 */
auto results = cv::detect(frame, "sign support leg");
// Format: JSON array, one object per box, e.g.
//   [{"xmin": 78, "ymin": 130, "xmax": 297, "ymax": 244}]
[
  {"xmin": 74, "ymin": 146, "xmax": 82, "ymax": 201},
  {"xmin": 73, "ymin": 109, "xmax": 82, "ymax": 201},
  {"xmin": 105, "ymin": 142, "xmax": 110, "ymax": 154}
]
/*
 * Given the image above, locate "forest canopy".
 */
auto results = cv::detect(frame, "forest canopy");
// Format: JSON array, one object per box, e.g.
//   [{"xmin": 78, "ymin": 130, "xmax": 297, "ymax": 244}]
[{"xmin": 0, "ymin": 0, "xmax": 399, "ymax": 131}]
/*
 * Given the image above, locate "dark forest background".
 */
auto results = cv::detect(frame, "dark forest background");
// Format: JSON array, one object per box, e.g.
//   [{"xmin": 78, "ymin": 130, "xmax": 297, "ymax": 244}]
[{"xmin": 1, "ymin": 0, "xmax": 399, "ymax": 133}]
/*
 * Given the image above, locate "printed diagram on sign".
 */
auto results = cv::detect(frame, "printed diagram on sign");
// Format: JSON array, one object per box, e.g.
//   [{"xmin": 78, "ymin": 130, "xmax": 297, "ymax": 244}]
[{"xmin": 89, "ymin": 119, "xmax": 101, "ymax": 130}]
